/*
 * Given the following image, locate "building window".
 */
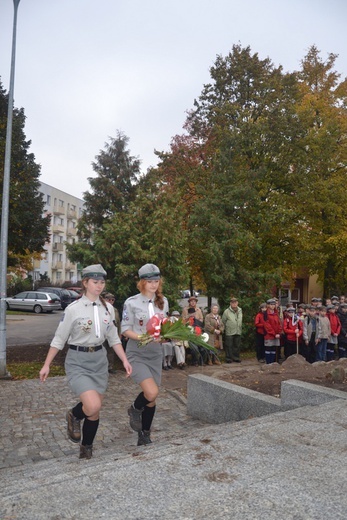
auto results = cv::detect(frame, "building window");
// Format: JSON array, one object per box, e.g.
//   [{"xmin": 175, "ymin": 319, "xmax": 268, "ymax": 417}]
[{"xmin": 46, "ymin": 195, "xmax": 51, "ymax": 205}]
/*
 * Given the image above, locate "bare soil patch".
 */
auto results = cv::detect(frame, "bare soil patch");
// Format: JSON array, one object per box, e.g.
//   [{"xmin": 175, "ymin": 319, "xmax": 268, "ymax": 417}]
[{"xmin": 214, "ymin": 355, "xmax": 347, "ymax": 397}]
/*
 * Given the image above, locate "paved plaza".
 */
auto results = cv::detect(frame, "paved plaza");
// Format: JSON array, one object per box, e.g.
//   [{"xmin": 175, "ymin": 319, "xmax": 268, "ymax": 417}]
[{"xmin": 1, "ymin": 367, "xmax": 347, "ymax": 519}]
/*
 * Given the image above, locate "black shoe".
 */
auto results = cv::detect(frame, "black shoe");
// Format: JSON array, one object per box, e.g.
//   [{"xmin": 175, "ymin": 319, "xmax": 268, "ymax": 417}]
[
  {"xmin": 163, "ymin": 366, "xmax": 168, "ymax": 371},
  {"xmin": 137, "ymin": 430, "xmax": 152, "ymax": 446},
  {"xmin": 128, "ymin": 404, "xmax": 143, "ymax": 432},
  {"xmin": 79, "ymin": 444, "xmax": 93, "ymax": 459},
  {"xmin": 66, "ymin": 409, "xmax": 81, "ymax": 443},
  {"xmin": 226, "ymin": 360, "xmax": 232, "ymax": 364},
  {"xmin": 167, "ymin": 365, "xmax": 173, "ymax": 369}
]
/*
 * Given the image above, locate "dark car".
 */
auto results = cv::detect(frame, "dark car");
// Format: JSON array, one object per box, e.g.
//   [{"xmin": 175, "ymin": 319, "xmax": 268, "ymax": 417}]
[
  {"xmin": 5, "ymin": 291, "xmax": 61, "ymax": 314},
  {"xmin": 66, "ymin": 286, "xmax": 83, "ymax": 295},
  {"xmin": 39, "ymin": 287, "xmax": 72, "ymax": 310},
  {"xmin": 67, "ymin": 289, "xmax": 81, "ymax": 302}
]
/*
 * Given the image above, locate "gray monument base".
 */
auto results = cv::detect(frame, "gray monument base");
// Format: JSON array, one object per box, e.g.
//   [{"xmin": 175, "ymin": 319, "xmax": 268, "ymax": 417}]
[{"xmin": 187, "ymin": 374, "xmax": 347, "ymax": 423}]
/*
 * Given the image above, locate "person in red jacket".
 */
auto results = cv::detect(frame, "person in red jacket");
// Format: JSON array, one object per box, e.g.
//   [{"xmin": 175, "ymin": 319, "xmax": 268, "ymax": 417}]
[
  {"xmin": 326, "ymin": 304, "xmax": 341, "ymax": 361},
  {"xmin": 254, "ymin": 303, "xmax": 267, "ymax": 363},
  {"xmin": 263, "ymin": 299, "xmax": 282, "ymax": 364},
  {"xmin": 283, "ymin": 307, "xmax": 303, "ymax": 359}
]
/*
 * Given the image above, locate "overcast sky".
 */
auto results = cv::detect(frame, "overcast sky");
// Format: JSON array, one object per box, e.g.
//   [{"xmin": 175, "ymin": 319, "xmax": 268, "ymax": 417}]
[{"xmin": 1, "ymin": 0, "xmax": 346, "ymax": 200}]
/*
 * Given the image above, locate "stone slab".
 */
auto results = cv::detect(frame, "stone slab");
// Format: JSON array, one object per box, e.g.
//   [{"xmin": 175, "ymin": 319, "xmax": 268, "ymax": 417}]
[
  {"xmin": 187, "ymin": 373, "xmax": 282, "ymax": 423},
  {"xmin": 281, "ymin": 378, "xmax": 347, "ymax": 407}
]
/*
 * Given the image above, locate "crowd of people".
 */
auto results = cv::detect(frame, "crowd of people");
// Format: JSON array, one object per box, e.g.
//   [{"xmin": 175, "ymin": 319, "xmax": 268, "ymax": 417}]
[{"xmin": 254, "ymin": 295, "xmax": 347, "ymax": 365}]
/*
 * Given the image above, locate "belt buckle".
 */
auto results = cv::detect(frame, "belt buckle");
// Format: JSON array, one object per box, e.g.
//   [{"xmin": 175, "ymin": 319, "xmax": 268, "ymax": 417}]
[{"xmin": 89, "ymin": 346, "xmax": 95, "ymax": 352}]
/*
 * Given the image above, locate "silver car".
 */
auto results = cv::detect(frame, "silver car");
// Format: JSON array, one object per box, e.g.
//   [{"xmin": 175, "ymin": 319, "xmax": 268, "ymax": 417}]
[{"xmin": 5, "ymin": 291, "xmax": 61, "ymax": 314}]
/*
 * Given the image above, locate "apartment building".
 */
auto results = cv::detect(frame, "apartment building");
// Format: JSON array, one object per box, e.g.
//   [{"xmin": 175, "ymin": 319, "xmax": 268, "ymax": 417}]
[{"xmin": 30, "ymin": 182, "xmax": 85, "ymax": 285}]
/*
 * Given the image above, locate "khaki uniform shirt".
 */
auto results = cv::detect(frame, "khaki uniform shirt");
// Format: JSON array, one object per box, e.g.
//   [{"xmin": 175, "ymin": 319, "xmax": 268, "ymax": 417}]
[
  {"xmin": 121, "ymin": 293, "xmax": 169, "ymax": 335},
  {"xmin": 51, "ymin": 295, "xmax": 121, "ymax": 350}
]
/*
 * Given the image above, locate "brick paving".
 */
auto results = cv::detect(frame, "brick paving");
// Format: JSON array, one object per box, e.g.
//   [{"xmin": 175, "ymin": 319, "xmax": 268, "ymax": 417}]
[
  {"xmin": 0, "ymin": 359, "xmax": 261, "ymax": 470},
  {"xmin": 0, "ymin": 369, "xmax": 206, "ymax": 469}
]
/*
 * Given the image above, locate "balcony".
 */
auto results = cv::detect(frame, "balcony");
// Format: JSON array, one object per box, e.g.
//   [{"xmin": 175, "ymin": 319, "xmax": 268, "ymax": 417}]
[
  {"xmin": 52, "ymin": 224, "xmax": 65, "ymax": 234},
  {"xmin": 53, "ymin": 205, "xmax": 65, "ymax": 216},
  {"xmin": 67, "ymin": 209, "xmax": 77, "ymax": 219},
  {"xmin": 67, "ymin": 227, "xmax": 77, "ymax": 236},
  {"xmin": 51, "ymin": 261, "xmax": 63, "ymax": 270},
  {"xmin": 65, "ymin": 262, "xmax": 75, "ymax": 270}
]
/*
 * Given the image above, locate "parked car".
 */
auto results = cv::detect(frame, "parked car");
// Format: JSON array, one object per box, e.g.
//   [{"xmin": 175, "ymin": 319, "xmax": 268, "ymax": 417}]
[
  {"xmin": 66, "ymin": 286, "xmax": 83, "ymax": 295},
  {"xmin": 5, "ymin": 291, "xmax": 61, "ymax": 314},
  {"xmin": 39, "ymin": 287, "xmax": 72, "ymax": 309},
  {"xmin": 67, "ymin": 289, "xmax": 81, "ymax": 302},
  {"xmin": 181, "ymin": 290, "xmax": 200, "ymax": 298}
]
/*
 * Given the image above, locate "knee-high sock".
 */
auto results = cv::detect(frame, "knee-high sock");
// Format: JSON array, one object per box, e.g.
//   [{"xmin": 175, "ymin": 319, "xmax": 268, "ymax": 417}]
[
  {"xmin": 142, "ymin": 405, "xmax": 156, "ymax": 431},
  {"xmin": 72, "ymin": 402, "xmax": 87, "ymax": 420},
  {"xmin": 134, "ymin": 391, "xmax": 151, "ymax": 410},
  {"xmin": 82, "ymin": 418, "xmax": 99, "ymax": 446}
]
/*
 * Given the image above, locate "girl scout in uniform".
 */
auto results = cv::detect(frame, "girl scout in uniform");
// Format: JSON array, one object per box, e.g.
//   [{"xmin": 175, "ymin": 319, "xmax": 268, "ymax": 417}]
[
  {"xmin": 39, "ymin": 264, "xmax": 132, "ymax": 459},
  {"xmin": 121, "ymin": 263, "xmax": 169, "ymax": 446}
]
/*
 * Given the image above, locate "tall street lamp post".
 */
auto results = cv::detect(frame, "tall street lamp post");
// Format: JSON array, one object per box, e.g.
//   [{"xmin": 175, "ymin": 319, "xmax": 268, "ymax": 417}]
[{"xmin": 0, "ymin": 0, "xmax": 21, "ymax": 378}]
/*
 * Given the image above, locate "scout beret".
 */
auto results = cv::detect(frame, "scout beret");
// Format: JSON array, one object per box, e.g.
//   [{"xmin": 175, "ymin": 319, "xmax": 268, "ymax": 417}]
[
  {"xmin": 82, "ymin": 264, "xmax": 107, "ymax": 279},
  {"xmin": 266, "ymin": 299, "xmax": 276, "ymax": 305},
  {"xmin": 287, "ymin": 307, "xmax": 295, "ymax": 312},
  {"xmin": 138, "ymin": 263, "xmax": 161, "ymax": 280}
]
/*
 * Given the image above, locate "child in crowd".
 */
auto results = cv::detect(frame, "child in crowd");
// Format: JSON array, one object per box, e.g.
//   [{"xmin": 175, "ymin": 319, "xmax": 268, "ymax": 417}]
[
  {"xmin": 326, "ymin": 305, "xmax": 341, "ymax": 361},
  {"xmin": 283, "ymin": 307, "xmax": 302, "ymax": 359},
  {"xmin": 315, "ymin": 306, "xmax": 331, "ymax": 362},
  {"xmin": 254, "ymin": 303, "xmax": 266, "ymax": 362}
]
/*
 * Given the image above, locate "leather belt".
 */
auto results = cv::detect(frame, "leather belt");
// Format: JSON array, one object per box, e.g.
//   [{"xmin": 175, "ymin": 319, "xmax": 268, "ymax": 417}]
[{"xmin": 69, "ymin": 345, "xmax": 103, "ymax": 352}]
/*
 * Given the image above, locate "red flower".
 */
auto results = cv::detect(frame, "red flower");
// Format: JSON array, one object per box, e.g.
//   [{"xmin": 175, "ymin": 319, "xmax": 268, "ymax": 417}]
[
  {"xmin": 146, "ymin": 315, "xmax": 161, "ymax": 336},
  {"xmin": 195, "ymin": 326, "xmax": 202, "ymax": 335}
]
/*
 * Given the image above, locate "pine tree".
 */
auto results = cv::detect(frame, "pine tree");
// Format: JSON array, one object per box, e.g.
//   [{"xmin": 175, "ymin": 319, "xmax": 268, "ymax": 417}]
[{"xmin": 0, "ymin": 80, "xmax": 50, "ymax": 266}]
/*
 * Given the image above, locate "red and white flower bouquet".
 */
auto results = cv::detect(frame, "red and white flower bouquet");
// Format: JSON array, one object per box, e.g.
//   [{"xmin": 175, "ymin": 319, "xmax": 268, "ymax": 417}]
[{"xmin": 137, "ymin": 314, "xmax": 217, "ymax": 357}]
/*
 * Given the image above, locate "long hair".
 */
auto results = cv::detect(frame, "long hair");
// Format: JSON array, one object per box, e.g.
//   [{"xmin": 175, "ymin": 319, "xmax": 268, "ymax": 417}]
[
  {"xmin": 137, "ymin": 278, "xmax": 165, "ymax": 310},
  {"xmin": 81, "ymin": 277, "xmax": 108, "ymax": 312}
]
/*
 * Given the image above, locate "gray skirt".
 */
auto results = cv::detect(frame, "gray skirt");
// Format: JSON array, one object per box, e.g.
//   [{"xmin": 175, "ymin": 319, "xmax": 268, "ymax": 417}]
[
  {"xmin": 65, "ymin": 347, "xmax": 109, "ymax": 396},
  {"xmin": 126, "ymin": 339, "xmax": 162, "ymax": 386}
]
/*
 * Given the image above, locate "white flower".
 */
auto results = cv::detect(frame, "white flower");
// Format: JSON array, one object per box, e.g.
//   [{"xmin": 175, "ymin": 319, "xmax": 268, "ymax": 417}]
[{"xmin": 201, "ymin": 332, "xmax": 209, "ymax": 343}]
